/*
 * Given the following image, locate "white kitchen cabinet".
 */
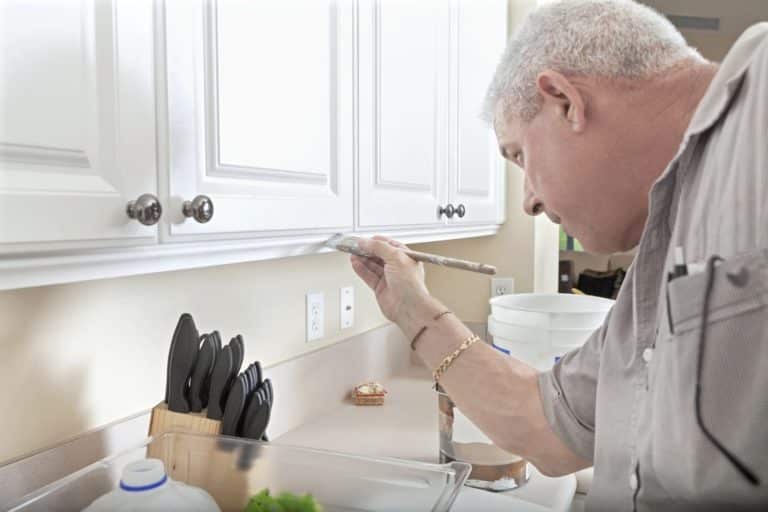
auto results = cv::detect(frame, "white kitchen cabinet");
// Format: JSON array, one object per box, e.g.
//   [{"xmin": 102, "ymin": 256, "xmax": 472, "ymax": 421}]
[
  {"xmin": 0, "ymin": 0, "xmax": 508, "ymax": 290},
  {"xmin": 159, "ymin": 0, "xmax": 355, "ymax": 241},
  {"xmin": 357, "ymin": 0, "xmax": 451, "ymax": 229},
  {"xmin": 358, "ymin": 0, "xmax": 507, "ymax": 229},
  {"xmin": 0, "ymin": 0, "xmax": 157, "ymax": 254},
  {"xmin": 448, "ymin": 0, "xmax": 507, "ymax": 226}
]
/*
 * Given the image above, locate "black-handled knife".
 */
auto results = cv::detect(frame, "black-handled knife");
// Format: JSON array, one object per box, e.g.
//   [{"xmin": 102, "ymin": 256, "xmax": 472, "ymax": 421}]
[
  {"xmin": 206, "ymin": 345, "xmax": 233, "ymax": 420},
  {"xmin": 200, "ymin": 331, "xmax": 222, "ymax": 408},
  {"xmin": 166, "ymin": 313, "xmax": 200, "ymax": 413},
  {"xmin": 188, "ymin": 334, "xmax": 215, "ymax": 413},
  {"xmin": 221, "ymin": 375, "xmax": 247, "ymax": 436},
  {"xmin": 229, "ymin": 335, "xmax": 244, "ymax": 383}
]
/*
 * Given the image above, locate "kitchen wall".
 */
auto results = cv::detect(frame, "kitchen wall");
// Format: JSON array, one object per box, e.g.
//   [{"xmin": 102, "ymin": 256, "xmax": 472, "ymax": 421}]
[
  {"xmin": 0, "ymin": 0, "xmax": 553, "ymax": 466},
  {"xmin": 640, "ymin": 0, "xmax": 768, "ymax": 61},
  {"xmin": 0, "ymin": 254, "xmax": 388, "ymax": 464}
]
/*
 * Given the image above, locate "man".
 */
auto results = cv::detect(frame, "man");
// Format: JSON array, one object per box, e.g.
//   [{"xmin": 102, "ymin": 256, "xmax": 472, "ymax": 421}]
[{"xmin": 349, "ymin": 0, "xmax": 768, "ymax": 510}]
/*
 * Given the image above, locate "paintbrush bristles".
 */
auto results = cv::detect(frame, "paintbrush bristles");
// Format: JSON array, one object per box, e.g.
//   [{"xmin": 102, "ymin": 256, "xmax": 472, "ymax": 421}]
[{"xmin": 325, "ymin": 234, "xmax": 373, "ymax": 259}]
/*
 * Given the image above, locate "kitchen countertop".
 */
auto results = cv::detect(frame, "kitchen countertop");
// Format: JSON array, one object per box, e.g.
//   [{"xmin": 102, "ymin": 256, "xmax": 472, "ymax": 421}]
[{"xmin": 276, "ymin": 366, "xmax": 577, "ymax": 511}]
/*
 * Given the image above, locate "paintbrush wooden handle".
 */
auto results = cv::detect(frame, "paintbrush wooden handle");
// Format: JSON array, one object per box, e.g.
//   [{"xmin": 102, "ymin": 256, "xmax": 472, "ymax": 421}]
[
  {"xmin": 329, "ymin": 235, "xmax": 496, "ymax": 275},
  {"xmin": 401, "ymin": 249, "xmax": 497, "ymax": 275}
]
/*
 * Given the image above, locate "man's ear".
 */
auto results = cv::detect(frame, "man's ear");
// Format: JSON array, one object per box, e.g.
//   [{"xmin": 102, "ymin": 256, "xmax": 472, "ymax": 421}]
[{"xmin": 536, "ymin": 70, "xmax": 586, "ymax": 133}]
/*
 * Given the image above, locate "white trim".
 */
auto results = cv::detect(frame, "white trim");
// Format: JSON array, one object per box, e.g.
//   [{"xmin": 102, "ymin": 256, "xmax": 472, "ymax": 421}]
[
  {"xmin": 0, "ymin": 224, "xmax": 499, "ymax": 290},
  {"xmin": 0, "ymin": 143, "xmax": 90, "ymax": 169}
]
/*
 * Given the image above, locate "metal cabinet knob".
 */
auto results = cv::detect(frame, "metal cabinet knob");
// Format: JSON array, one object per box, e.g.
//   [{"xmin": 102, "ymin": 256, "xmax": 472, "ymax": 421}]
[
  {"xmin": 126, "ymin": 194, "xmax": 162, "ymax": 226},
  {"xmin": 182, "ymin": 195, "xmax": 214, "ymax": 223},
  {"xmin": 438, "ymin": 204, "xmax": 456, "ymax": 218},
  {"xmin": 456, "ymin": 204, "xmax": 466, "ymax": 218}
]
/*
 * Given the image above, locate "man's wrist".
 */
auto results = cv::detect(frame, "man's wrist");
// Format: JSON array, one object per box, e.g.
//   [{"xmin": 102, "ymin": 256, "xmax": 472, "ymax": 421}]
[{"xmin": 396, "ymin": 294, "xmax": 446, "ymax": 341}]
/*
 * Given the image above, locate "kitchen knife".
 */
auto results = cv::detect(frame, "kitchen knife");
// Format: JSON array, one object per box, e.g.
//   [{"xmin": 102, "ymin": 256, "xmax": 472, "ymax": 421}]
[
  {"xmin": 188, "ymin": 334, "xmax": 215, "ymax": 413},
  {"xmin": 254, "ymin": 361, "xmax": 263, "ymax": 390},
  {"xmin": 260, "ymin": 379, "xmax": 273, "ymax": 440},
  {"xmin": 263, "ymin": 378, "xmax": 273, "ymax": 407},
  {"xmin": 221, "ymin": 374, "xmax": 247, "ymax": 436},
  {"xmin": 240, "ymin": 387, "xmax": 264, "ymax": 438},
  {"xmin": 244, "ymin": 362, "xmax": 260, "ymax": 393},
  {"xmin": 248, "ymin": 388, "xmax": 272, "ymax": 440},
  {"xmin": 206, "ymin": 345, "xmax": 233, "ymax": 420},
  {"xmin": 236, "ymin": 389, "xmax": 266, "ymax": 470},
  {"xmin": 229, "ymin": 335, "xmax": 244, "ymax": 381},
  {"xmin": 200, "ymin": 332, "xmax": 220, "ymax": 409},
  {"xmin": 166, "ymin": 313, "xmax": 200, "ymax": 413}
]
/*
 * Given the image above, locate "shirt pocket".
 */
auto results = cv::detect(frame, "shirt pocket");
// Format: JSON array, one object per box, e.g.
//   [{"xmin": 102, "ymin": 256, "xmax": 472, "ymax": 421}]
[{"xmin": 650, "ymin": 249, "xmax": 768, "ymax": 502}]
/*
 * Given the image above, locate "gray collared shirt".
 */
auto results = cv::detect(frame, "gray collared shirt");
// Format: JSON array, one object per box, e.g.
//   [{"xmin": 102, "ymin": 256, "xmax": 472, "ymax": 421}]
[{"xmin": 539, "ymin": 23, "xmax": 768, "ymax": 511}]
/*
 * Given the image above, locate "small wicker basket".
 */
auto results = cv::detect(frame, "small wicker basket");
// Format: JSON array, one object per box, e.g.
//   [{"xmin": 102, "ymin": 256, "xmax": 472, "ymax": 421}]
[{"xmin": 352, "ymin": 382, "xmax": 387, "ymax": 406}]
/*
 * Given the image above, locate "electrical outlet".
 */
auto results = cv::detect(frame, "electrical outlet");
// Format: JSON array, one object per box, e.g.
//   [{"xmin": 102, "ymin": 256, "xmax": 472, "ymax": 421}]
[
  {"xmin": 340, "ymin": 286, "xmax": 354, "ymax": 329},
  {"xmin": 306, "ymin": 292, "xmax": 325, "ymax": 342},
  {"xmin": 491, "ymin": 277, "xmax": 515, "ymax": 298}
]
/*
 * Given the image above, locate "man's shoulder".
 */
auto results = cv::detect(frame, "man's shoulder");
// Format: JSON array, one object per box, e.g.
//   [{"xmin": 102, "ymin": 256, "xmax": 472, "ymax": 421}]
[{"xmin": 745, "ymin": 23, "xmax": 768, "ymax": 73}]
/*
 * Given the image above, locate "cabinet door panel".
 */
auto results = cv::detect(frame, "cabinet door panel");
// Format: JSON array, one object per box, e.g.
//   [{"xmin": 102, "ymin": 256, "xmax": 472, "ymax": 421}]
[
  {"xmin": 162, "ymin": 0, "xmax": 353, "ymax": 239},
  {"xmin": 448, "ymin": 0, "xmax": 507, "ymax": 225},
  {"xmin": 357, "ymin": 0, "xmax": 449, "ymax": 228},
  {"xmin": 0, "ymin": 0, "xmax": 157, "ymax": 253}
]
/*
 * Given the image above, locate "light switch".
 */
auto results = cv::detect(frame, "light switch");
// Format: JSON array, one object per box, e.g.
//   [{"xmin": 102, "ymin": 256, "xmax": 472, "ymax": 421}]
[{"xmin": 340, "ymin": 286, "xmax": 354, "ymax": 329}]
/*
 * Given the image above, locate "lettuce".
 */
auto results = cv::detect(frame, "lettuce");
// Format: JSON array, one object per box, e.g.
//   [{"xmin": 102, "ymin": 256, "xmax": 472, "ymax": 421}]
[{"xmin": 244, "ymin": 489, "xmax": 323, "ymax": 512}]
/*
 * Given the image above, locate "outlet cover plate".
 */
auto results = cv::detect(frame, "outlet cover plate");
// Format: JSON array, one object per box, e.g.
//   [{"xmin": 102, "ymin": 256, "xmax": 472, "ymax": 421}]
[
  {"xmin": 306, "ymin": 291, "xmax": 325, "ymax": 342},
  {"xmin": 491, "ymin": 277, "xmax": 515, "ymax": 298}
]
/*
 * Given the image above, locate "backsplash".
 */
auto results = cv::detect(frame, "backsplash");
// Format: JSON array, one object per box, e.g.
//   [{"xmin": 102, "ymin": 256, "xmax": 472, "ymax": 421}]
[{"xmin": 0, "ymin": 251, "xmax": 386, "ymax": 463}]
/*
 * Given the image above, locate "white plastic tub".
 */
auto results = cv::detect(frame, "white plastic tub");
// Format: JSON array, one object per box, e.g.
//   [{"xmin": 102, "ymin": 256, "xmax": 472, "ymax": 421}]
[
  {"xmin": 489, "ymin": 293, "xmax": 613, "ymax": 330},
  {"xmin": 488, "ymin": 317, "xmax": 596, "ymax": 348},
  {"xmin": 488, "ymin": 316, "xmax": 597, "ymax": 370}
]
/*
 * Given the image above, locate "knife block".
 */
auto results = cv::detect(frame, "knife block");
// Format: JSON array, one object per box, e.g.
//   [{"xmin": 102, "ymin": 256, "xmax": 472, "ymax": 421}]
[
  {"xmin": 147, "ymin": 402, "xmax": 222, "ymax": 462},
  {"xmin": 148, "ymin": 402, "xmax": 222, "ymax": 438}
]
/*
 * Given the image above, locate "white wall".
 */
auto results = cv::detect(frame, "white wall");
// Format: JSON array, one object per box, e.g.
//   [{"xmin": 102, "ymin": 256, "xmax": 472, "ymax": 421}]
[{"xmin": 0, "ymin": 253, "xmax": 387, "ymax": 463}]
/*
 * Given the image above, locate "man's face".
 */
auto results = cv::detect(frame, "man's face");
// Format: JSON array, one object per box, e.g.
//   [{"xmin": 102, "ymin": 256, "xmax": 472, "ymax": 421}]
[{"xmin": 494, "ymin": 94, "xmax": 646, "ymax": 254}]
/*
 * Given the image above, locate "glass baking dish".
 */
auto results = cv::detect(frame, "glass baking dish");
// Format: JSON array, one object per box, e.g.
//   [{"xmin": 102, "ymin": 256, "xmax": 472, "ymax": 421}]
[{"xmin": 6, "ymin": 431, "xmax": 471, "ymax": 512}]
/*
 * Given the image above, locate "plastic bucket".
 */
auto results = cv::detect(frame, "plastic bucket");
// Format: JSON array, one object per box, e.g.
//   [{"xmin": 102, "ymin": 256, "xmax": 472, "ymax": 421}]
[{"xmin": 489, "ymin": 293, "xmax": 613, "ymax": 330}]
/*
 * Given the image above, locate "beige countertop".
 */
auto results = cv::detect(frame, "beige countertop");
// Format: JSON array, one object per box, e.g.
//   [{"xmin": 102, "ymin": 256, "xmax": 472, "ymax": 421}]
[{"xmin": 276, "ymin": 366, "xmax": 578, "ymax": 511}]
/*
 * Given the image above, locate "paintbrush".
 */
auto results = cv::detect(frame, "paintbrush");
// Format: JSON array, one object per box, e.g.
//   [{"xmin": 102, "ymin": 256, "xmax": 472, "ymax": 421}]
[{"xmin": 325, "ymin": 234, "xmax": 497, "ymax": 276}]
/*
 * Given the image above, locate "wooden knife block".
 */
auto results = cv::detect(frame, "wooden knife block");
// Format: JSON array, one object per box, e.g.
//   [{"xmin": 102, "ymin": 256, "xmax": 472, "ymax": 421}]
[
  {"xmin": 147, "ymin": 402, "xmax": 252, "ymax": 511},
  {"xmin": 147, "ymin": 402, "xmax": 222, "ymax": 459},
  {"xmin": 148, "ymin": 402, "xmax": 222, "ymax": 437}
]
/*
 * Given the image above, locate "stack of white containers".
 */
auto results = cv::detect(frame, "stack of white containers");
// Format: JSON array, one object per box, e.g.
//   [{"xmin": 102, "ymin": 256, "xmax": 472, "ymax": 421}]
[{"xmin": 488, "ymin": 293, "xmax": 614, "ymax": 371}]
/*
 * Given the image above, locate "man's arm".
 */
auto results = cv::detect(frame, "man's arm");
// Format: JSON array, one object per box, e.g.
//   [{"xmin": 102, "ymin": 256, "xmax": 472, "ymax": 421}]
[{"xmin": 403, "ymin": 295, "xmax": 592, "ymax": 476}]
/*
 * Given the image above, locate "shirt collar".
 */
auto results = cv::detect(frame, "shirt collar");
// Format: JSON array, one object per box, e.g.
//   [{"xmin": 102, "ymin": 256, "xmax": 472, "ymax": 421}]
[{"xmin": 685, "ymin": 22, "xmax": 768, "ymax": 138}]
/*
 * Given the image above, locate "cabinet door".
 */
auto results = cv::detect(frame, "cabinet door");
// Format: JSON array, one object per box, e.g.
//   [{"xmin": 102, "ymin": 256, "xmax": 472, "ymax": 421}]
[
  {"xmin": 0, "ymin": 0, "xmax": 157, "ymax": 254},
  {"xmin": 357, "ymin": 0, "xmax": 450, "ymax": 229},
  {"xmin": 161, "ymin": 0, "xmax": 354, "ymax": 241},
  {"xmin": 448, "ymin": 0, "xmax": 507, "ymax": 225}
]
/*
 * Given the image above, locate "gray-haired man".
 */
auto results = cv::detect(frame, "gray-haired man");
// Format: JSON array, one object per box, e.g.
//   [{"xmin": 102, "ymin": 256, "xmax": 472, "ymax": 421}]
[{"xmin": 349, "ymin": 0, "xmax": 768, "ymax": 509}]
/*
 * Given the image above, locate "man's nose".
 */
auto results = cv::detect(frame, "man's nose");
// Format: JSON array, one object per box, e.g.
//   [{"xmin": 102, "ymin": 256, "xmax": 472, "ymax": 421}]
[{"xmin": 523, "ymin": 178, "xmax": 544, "ymax": 217}]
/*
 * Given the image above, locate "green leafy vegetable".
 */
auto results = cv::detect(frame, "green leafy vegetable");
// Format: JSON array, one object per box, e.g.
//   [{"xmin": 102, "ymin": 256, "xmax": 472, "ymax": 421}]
[{"xmin": 244, "ymin": 489, "xmax": 323, "ymax": 512}]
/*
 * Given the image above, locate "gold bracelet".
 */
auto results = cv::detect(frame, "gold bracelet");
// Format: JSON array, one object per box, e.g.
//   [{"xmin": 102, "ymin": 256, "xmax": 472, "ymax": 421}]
[
  {"xmin": 410, "ymin": 310, "xmax": 453, "ymax": 351},
  {"xmin": 433, "ymin": 334, "xmax": 480, "ymax": 382}
]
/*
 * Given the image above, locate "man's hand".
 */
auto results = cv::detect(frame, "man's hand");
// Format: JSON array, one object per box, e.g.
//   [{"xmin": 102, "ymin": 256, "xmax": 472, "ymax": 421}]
[{"xmin": 349, "ymin": 236, "xmax": 439, "ymax": 335}]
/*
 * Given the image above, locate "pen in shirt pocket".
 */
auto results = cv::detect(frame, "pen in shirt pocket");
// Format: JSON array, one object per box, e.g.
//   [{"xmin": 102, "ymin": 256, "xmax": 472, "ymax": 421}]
[{"xmin": 669, "ymin": 246, "xmax": 688, "ymax": 281}]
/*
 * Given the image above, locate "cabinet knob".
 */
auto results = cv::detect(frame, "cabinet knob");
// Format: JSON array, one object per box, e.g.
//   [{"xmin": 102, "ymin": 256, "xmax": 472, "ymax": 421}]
[
  {"xmin": 438, "ymin": 204, "xmax": 456, "ymax": 219},
  {"xmin": 126, "ymin": 194, "xmax": 162, "ymax": 226},
  {"xmin": 456, "ymin": 204, "xmax": 466, "ymax": 218},
  {"xmin": 182, "ymin": 195, "xmax": 214, "ymax": 223}
]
